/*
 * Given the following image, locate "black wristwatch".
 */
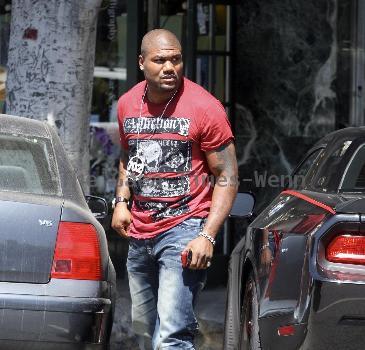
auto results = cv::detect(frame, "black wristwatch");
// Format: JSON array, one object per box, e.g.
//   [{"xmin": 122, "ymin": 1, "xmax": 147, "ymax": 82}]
[{"xmin": 112, "ymin": 196, "xmax": 129, "ymax": 209}]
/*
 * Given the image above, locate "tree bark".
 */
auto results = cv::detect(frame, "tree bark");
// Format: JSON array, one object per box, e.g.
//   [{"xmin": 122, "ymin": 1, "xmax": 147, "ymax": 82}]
[{"xmin": 6, "ymin": 0, "xmax": 102, "ymax": 191}]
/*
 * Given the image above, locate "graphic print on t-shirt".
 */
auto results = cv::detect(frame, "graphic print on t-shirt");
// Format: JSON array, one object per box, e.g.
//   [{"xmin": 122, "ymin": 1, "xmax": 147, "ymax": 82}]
[
  {"xmin": 134, "ymin": 176, "xmax": 190, "ymax": 198},
  {"xmin": 124, "ymin": 116, "xmax": 190, "ymax": 136},
  {"xmin": 128, "ymin": 139, "xmax": 192, "ymax": 173},
  {"xmin": 124, "ymin": 116, "xmax": 193, "ymax": 220},
  {"xmin": 151, "ymin": 204, "xmax": 189, "ymax": 221},
  {"xmin": 135, "ymin": 196, "xmax": 192, "ymax": 222}
]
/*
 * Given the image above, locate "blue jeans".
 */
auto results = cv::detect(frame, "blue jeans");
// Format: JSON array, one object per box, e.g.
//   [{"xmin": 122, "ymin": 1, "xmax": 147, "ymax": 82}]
[{"xmin": 127, "ymin": 217, "xmax": 207, "ymax": 350}]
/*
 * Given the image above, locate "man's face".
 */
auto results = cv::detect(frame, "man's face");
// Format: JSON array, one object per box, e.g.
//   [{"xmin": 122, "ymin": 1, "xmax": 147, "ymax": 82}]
[{"xmin": 139, "ymin": 40, "xmax": 183, "ymax": 93}]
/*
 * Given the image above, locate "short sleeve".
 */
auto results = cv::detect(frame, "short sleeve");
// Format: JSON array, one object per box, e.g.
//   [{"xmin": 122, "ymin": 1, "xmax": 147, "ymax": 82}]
[
  {"xmin": 199, "ymin": 100, "xmax": 234, "ymax": 152},
  {"xmin": 117, "ymin": 97, "xmax": 129, "ymax": 151}
]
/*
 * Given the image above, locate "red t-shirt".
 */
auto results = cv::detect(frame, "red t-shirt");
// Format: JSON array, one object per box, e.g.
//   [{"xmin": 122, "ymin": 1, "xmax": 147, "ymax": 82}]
[{"xmin": 117, "ymin": 77, "xmax": 234, "ymax": 238}]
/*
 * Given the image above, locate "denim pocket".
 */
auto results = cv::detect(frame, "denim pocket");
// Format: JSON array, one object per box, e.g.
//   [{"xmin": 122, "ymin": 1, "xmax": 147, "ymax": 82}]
[
  {"xmin": 128, "ymin": 237, "xmax": 141, "ymax": 249},
  {"xmin": 127, "ymin": 238, "xmax": 144, "ymax": 262},
  {"xmin": 176, "ymin": 217, "xmax": 205, "ymax": 232},
  {"xmin": 169, "ymin": 218, "xmax": 206, "ymax": 252}
]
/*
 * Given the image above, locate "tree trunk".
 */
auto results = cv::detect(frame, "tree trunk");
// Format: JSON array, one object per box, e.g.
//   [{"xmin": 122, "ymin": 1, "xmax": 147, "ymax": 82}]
[{"xmin": 5, "ymin": 0, "xmax": 102, "ymax": 191}]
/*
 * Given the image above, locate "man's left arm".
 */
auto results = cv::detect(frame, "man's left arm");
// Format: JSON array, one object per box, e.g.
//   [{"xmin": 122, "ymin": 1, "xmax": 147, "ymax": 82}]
[{"xmin": 186, "ymin": 141, "xmax": 238, "ymax": 269}]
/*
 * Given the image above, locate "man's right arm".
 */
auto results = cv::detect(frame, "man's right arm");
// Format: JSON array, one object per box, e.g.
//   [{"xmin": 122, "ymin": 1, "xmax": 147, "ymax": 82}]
[{"xmin": 111, "ymin": 152, "xmax": 132, "ymax": 238}]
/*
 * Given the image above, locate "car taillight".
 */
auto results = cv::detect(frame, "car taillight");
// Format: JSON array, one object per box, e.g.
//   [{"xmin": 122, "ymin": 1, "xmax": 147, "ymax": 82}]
[
  {"xmin": 278, "ymin": 325, "xmax": 295, "ymax": 336},
  {"xmin": 326, "ymin": 235, "xmax": 365, "ymax": 265},
  {"xmin": 51, "ymin": 222, "xmax": 102, "ymax": 280}
]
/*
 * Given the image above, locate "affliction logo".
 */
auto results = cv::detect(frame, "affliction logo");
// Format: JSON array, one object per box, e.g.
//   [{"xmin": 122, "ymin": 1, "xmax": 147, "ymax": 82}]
[{"xmin": 124, "ymin": 117, "xmax": 190, "ymax": 136}]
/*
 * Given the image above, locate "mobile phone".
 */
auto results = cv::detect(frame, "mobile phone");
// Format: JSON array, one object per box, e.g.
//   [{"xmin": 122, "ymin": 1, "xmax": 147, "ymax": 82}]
[{"xmin": 181, "ymin": 249, "xmax": 192, "ymax": 268}]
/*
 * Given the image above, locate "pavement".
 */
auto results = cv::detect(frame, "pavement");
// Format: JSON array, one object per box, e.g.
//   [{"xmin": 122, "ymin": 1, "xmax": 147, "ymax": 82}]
[{"xmin": 110, "ymin": 277, "xmax": 226, "ymax": 350}]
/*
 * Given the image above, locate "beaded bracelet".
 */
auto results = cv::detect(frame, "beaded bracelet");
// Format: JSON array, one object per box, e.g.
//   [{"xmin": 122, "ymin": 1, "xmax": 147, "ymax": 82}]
[
  {"xmin": 260, "ymin": 242, "xmax": 270, "ymax": 252},
  {"xmin": 199, "ymin": 231, "xmax": 216, "ymax": 246}
]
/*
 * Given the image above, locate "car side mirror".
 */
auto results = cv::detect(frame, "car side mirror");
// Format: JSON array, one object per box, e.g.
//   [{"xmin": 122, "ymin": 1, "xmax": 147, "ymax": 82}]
[
  {"xmin": 229, "ymin": 192, "xmax": 255, "ymax": 218},
  {"xmin": 85, "ymin": 195, "xmax": 108, "ymax": 219}
]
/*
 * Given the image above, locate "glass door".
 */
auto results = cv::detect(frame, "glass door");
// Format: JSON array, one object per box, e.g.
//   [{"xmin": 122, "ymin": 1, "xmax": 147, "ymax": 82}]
[
  {"xmin": 187, "ymin": 1, "xmax": 233, "ymax": 113},
  {"xmin": 195, "ymin": 2, "xmax": 232, "ymax": 110},
  {"xmin": 186, "ymin": 0, "xmax": 234, "ymax": 256}
]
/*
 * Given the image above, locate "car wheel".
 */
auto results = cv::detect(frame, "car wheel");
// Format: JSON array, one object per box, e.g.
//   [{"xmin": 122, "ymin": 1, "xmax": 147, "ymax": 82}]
[
  {"xmin": 239, "ymin": 273, "xmax": 261, "ymax": 350},
  {"xmin": 223, "ymin": 256, "xmax": 242, "ymax": 350}
]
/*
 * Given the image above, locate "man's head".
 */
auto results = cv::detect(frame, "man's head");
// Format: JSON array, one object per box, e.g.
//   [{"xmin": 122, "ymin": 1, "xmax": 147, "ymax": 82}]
[{"xmin": 139, "ymin": 29, "xmax": 183, "ymax": 97}]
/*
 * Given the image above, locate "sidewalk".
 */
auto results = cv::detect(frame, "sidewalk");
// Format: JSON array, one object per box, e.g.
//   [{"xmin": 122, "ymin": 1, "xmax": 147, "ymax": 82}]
[
  {"xmin": 195, "ymin": 286, "xmax": 227, "ymax": 350},
  {"xmin": 110, "ymin": 278, "xmax": 226, "ymax": 350}
]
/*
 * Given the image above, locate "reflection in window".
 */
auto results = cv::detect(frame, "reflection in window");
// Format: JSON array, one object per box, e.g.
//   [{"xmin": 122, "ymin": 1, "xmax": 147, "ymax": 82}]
[
  {"xmin": 160, "ymin": 0, "xmax": 185, "ymax": 43},
  {"xmin": 291, "ymin": 148, "xmax": 325, "ymax": 190},
  {"xmin": 313, "ymin": 140, "xmax": 352, "ymax": 192},
  {"xmin": 95, "ymin": 1, "xmax": 127, "ymax": 68},
  {"xmin": 195, "ymin": 3, "xmax": 230, "ymax": 104},
  {"xmin": 0, "ymin": 134, "xmax": 60, "ymax": 196},
  {"xmin": 340, "ymin": 144, "xmax": 365, "ymax": 192}
]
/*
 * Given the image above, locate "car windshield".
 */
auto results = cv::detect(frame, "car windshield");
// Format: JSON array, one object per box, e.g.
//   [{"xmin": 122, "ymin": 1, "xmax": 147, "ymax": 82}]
[
  {"xmin": 0, "ymin": 133, "xmax": 61, "ymax": 196},
  {"xmin": 340, "ymin": 143, "xmax": 365, "ymax": 193}
]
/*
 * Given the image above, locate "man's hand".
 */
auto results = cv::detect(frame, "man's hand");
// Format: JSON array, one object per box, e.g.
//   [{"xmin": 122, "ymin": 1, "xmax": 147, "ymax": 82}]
[
  {"xmin": 111, "ymin": 204, "xmax": 132, "ymax": 238},
  {"xmin": 183, "ymin": 236, "xmax": 213, "ymax": 270}
]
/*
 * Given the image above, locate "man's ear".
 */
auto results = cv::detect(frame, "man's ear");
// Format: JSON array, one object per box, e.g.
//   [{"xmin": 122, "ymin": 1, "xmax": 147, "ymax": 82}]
[{"xmin": 139, "ymin": 55, "xmax": 144, "ymax": 71}]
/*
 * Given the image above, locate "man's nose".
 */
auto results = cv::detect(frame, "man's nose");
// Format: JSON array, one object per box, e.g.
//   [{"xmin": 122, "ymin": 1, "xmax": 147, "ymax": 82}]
[{"xmin": 162, "ymin": 60, "xmax": 174, "ymax": 72}]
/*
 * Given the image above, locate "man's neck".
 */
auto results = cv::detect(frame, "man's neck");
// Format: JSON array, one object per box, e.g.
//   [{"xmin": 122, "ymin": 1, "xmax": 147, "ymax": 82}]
[{"xmin": 146, "ymin": 85, "xmax": 179, "ymax": 104}]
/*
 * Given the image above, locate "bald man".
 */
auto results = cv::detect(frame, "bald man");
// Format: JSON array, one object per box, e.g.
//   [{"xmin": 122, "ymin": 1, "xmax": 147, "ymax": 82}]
[{"xmin": 112, "ymin": 29, "xmax": 238, "ymax": 349}]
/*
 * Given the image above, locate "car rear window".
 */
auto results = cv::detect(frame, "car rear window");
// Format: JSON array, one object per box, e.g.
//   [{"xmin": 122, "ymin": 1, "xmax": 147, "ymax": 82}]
[
  {"xmin": 340, "ymin": 143, "xmax": 365, "ymax": 192},
  {"xmin": 312, "ymin": 140, "xmax": 353, "ymax": 192},
  {"xmin": 291, "ymin": 148, "xmax": 325, "ymax": 190},
  {"xmin": 0, "ymin": 134, "xmax": 61, "ymax": 195}
]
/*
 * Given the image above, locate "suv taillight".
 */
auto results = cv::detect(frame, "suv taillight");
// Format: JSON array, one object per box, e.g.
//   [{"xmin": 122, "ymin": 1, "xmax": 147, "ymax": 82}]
[
  {"xmin": 51, "ymin": 222, "xmax": 102, "ymax": 280},
  {"xmin": 326, "ymin": 235, "xmax": 365, "ymax": 265}
]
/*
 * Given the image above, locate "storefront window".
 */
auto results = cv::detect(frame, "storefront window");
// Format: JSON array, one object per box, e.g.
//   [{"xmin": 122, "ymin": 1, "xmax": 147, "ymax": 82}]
[
  {"xmin": 91, "ymin": 0, "xmax": 127, "ymax": 123},
  {"xmin": 159, "ymin": 0, "xmax": 185, "ymax": 44},
  {"xmin": 195, "ymin": 2, "xmax": 232, "ymax": 107}
]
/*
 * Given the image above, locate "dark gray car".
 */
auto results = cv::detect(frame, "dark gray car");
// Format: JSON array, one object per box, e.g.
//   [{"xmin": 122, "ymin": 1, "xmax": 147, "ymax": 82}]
[
  {"xmin": 0, "ymin": 114, "xmax": 116, "ymax": 349},
  {"xmin": 225, "ymin": 127, "xmax": 365, "ymax": 350}
]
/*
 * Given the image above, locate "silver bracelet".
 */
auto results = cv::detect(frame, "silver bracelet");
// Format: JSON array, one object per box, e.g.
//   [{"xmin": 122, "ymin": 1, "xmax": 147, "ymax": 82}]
[
  {"xmin": 199, "ymin": 231, "xmax": 216, "ymax": 246},
  {"xmin": 260, "ymin": 243, "xmax": 270, "ymax": 252}
]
